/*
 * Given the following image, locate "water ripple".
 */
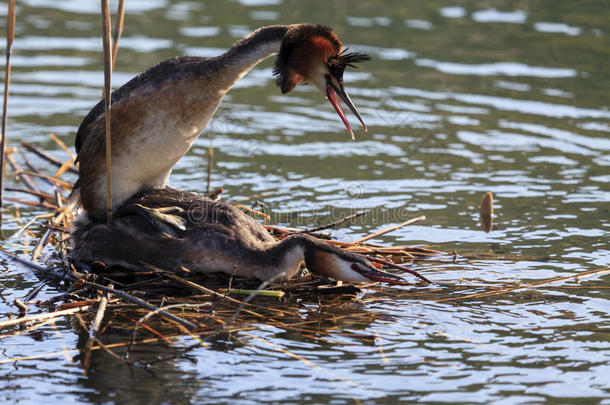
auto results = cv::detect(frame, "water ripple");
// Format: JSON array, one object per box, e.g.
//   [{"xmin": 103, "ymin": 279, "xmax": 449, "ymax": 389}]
[
  {"xmin": 416, "ymin": 59, "xmax": 577, "ymax": 78},
  {"xmin": 472, "ymin": 8, "xmax": 527, "ymax": 24}
]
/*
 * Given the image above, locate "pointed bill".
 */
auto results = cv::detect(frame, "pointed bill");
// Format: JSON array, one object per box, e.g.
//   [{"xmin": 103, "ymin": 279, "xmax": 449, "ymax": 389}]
[
  {"xmin": 350, "ymin": 263, "xmax": 408, "ymax": 285},
  {"xmin": 325, "ymin": 75, "xmax": 367, "ymax": 140},
  {"xmin": 327, "ymin": 84, "xmax": 355, "ymax": 140}
]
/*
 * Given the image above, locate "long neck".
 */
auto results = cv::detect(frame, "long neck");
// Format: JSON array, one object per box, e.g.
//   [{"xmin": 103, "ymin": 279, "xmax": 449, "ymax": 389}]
[{"xmin": 214, "ymin": 25, "xmax": 290, "ymax": 92}]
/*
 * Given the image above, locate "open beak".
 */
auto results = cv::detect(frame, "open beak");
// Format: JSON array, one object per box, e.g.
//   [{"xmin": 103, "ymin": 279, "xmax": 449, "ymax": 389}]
[{"xmin": 325, "ymin": 75, "xmax": 367, "ymax": 140}]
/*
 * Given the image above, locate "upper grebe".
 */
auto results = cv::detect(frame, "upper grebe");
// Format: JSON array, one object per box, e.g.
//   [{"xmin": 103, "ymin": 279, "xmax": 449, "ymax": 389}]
[
  {"xmin": 73, "ymin": 24, "xmax": 368, "ymax": 221},
  {"xmin": 71, "ymin": 24, "xmax": 408, "ymax": 285}
]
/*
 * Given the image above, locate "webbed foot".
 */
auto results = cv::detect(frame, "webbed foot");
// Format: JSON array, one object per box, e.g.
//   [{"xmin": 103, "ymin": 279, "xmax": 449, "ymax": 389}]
[{"xmin": 117, "ymin": 203, "xmax": 186, "ymax": 237}]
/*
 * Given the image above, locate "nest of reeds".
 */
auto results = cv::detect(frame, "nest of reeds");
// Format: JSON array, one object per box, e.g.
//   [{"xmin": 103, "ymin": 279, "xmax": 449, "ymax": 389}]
[{"xmin": 1, "ymin": 138, "xmax": 449, "ymax": 332}]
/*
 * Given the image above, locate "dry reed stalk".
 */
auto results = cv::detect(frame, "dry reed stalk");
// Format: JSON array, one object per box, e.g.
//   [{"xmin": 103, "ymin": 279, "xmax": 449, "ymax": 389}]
[
  {"xmin": 21, "ymin": 142, "xmax": 78, "ymax": 174},
  {"xmin": 217, "ymin": 288, "xmax": 285, "ymax": 298},
  {"xmin": 31, "ymin": 208, "xmax": 69, "ymax": 259},
  {"xmin": 54, "ymin": 160, "xmax": 76, "ymax": 178},
  {"xmin": 207, "ymin": 126, "xmax": 214, "ymax": 196},
  {"xmin": 0, "ymin": 317, "xmax": 57, "ymax": 340},
  {"xmin": 84, "ymin": 279, "xmax": 198, "ymax": 330},
  {"xmin": 48, "ymin": 133, "xmax": 76, "ymax": 161},
  {"xmin": 4, "ymin": 187, "xmax": 56, "ymax": 202},
  {"xmin": 234, "ymin": 204, "xmax": 270, "ymax": 221},
  {"xmin": 101, "ymin": 0, "xmax": 113, "ymax": 224},
  {"xmin": 3, "ymin": 197, "xmax": 57, "ymax": 209},
  {"xmin": 118, "ymin": 313, "xmax": 172, "ymax": 343},
  {"xmin": 148, "ymin": 267, "xmax": 269, "ymax": 318},
  {"xmin": 75, "ymin": 313, "xmax": 123, "ymax": 374},
  {"xmin": 5, "ymin": 151, "xmax": 40, "ymax": 194},
  {"xmin": 31, "ymin": 227, "xmax": 52, "ymax": 260},
  {"xmin": 13, "ymin": 170, "xmax": 72, "ymax": 188},
  {"xmin": 0, "ymin": 0, "xmax": 16, "ymax": 215},
  {"xmin": 0, "ymin": 305, "xmax": 91, "ymax": 330},
  {"xmin": 90, "ymin": 283, "xmax": 112, "ymax": 335},
  {"xmin": 6, "ymin": 212, "xmax": 55, "ymax": 240},
  {"xmin": 128, "ymin": 302, "xmax": 212, "ymax": 350},
  {"xmin": 111, "ymin": 0, "xmax": 125, "ymax": 69}
]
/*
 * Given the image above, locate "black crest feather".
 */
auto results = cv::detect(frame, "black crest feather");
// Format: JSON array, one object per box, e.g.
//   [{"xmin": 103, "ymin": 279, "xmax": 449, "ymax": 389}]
[
  {"xmin": 328, "ymin": 49, "xmax": 371, "ymax": 70},
  {"xmin": 327, "ymin": 49, "xmax": 370, "ymax": 83}
]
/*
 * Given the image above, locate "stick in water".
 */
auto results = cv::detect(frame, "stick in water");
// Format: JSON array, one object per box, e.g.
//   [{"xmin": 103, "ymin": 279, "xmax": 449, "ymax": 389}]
[{"xmin": 353, "ymin": 215, "xmax": 426, "ymax": 244}]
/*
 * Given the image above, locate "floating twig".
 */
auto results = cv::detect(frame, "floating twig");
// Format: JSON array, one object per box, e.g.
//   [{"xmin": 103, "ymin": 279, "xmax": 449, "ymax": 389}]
[
  {"xmin": 13, "ymin": 299, "xmax": 29, "ymax": 315},
  {"xmin": 352, "ymin": 215, "xmax": 426, "ymax": 244},
  {"xmin": 285, "ymin": 211, "xmax": 366, "ymax": 235},
  {"xmin": 436, "ymin": 266, "xmax": 610, "ymax": 303},
  {"xmin": 0, "ymin": 305, "xmax": 91, "ymax": 330},
  {"xmin": 366, "ymin": 256, "xmax": 433, "ymax": 284},
  {"xmin": 217, "ymin": 288, "xmax": 285, "ymax": 298},
  {"xmin": 0, "ymin": 317, "xmax": 57, "ymax": 340}
]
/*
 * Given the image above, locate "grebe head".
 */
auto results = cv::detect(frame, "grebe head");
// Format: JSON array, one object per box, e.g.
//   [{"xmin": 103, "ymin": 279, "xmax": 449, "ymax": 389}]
[
  {"xmin": 303, "ymin": 240, "xmax": 408, "ymax": 285},
  {"xmin": 274, "ymin": 24, "xmax": 370, "ymax": 140}
]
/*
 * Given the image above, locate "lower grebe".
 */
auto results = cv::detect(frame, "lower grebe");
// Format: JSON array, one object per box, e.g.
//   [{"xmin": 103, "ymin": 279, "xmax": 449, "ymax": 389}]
[{"xmin": 71, "ymin": 188, "xmax": 407, "ymax": 284}]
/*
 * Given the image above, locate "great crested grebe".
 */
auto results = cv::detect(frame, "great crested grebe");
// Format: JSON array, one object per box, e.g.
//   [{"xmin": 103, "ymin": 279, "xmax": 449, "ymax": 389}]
[{"xmin": 71, "ymin": 24, "xmax": 408, "ymax": 285}]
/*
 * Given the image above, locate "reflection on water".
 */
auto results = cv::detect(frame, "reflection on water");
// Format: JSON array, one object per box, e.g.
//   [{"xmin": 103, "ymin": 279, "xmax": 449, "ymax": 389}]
[{"xmin": 1, "ymin": 0, "xmax": 609, "ymax": 403}]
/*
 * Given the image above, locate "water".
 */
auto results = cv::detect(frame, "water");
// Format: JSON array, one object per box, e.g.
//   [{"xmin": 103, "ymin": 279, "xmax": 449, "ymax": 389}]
[{"xmin": 1, "ymin": 0, "xmax": 609, "ymax": 403}]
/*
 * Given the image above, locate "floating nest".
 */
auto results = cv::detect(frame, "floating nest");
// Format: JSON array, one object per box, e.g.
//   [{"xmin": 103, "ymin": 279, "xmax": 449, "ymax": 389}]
[{"xmin": 0, "ymin": 135, "xmax": 444, "ymax": 318}]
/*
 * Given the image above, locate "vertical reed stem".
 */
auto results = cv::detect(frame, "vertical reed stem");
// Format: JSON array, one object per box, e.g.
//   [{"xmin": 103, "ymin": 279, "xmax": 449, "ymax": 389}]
[
  {"xmin": 101, "ymin": 0, "xmax": 113, "ymax": 224},
  {"xmin": 101, "ymin": 0, "xmax": 125, "ymax": 99},
  {"xmin": 0, "ymin": 0, "xmax": 16, "ymax": 219},
  {"xmin": 111, "ymin": 0, "xmax": 125, "ymax": 69},
  {"xmin": 207, "ymin": 125, "xmax": 214, "ymax": 196}
]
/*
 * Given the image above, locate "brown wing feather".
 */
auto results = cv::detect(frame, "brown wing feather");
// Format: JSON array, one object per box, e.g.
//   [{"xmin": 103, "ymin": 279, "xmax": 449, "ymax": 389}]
[{"xmin": 74, "ymin": 56, "xmax": 210, "ymax": 161}]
